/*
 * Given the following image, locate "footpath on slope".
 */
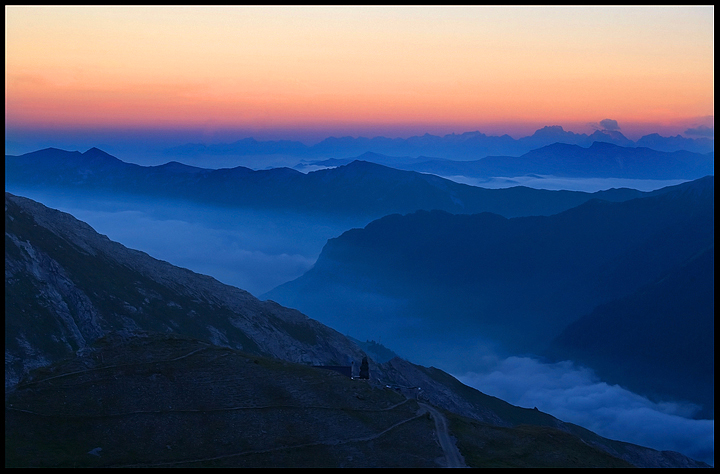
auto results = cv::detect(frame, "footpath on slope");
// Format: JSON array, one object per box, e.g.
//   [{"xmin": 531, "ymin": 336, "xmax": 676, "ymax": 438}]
[
  {"xmin": 418, "ymin": 402, "xmax": 467, "ymax": 468},
  {"xmin": 10, "ymin": 340, "xmax": 468, "ymax": 468}
]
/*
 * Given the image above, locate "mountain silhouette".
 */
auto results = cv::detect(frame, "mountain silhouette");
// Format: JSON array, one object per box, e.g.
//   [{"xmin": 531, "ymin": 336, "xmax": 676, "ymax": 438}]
[
  {"xmin": 160, "ymin": 126, "xmax": 714, "ymax": 161},
  {"xmin": 7, "ymin": 148, "xmax": 670, "ymax": 221},
  {"xmin": 5, "ymin": 192, "xmax": 709, "ymax": 467},
  {"xmin": 546, "ymin": 246, "xmax": 714, "ymax": 419},
  {"xmin": 264, "ymin": 177, "xmax": 714, "ymax": 414},
  {"xmin": 363, "ymin": 142, "xmax": 714, "ymax": 180}
]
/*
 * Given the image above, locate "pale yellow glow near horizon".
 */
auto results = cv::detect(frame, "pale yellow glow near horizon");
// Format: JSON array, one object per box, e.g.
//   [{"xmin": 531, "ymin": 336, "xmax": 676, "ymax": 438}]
[{"xmin": 5, "ymin": 6, "xmax": 714, "ymax": 134}]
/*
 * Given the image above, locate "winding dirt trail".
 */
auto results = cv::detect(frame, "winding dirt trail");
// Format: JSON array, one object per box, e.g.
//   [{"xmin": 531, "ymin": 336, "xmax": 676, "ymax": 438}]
[{"xmin": 418, "ymin": 402, "xmax": 466, "ymax": 468}]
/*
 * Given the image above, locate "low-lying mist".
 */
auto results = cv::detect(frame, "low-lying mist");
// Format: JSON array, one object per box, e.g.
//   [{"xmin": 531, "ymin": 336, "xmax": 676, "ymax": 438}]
[
  {"xmin": 438, "ymin": 175, "xmax": 690, "ymax": 192},
  {"xmin": 73, "ymin": 208, "xmax": 317, "ymax": 296},
  {"xmin": 5, "ymin": 188, "xmax": 366, "ymax": 296},
  {"xmin": 455, "ymin": 356, "xmax": 714, "ymax": 466},
  {"xmin": 261, "ymin": 281, "xmax": 714, "ymax": 466},
  {"xmin": 6, "ymin": 186, "xmax": 713, "ymax": 466}
]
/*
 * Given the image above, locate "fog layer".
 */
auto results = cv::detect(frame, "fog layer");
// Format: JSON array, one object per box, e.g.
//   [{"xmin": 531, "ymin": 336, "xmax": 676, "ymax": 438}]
[
  {"xmin": 456, "ymin": 356, "xmax": 714, "ymax": 466},
  {"xmin": 6, "ymin": 185, "xmax": 713, "ymax": 466},
  {"xmin": 438, "ymin": 175, "xmax": 690, "ymax": 192},
  {"xmin": 5, "ymin": 188, "xmax": 366, "ymax": 296}
]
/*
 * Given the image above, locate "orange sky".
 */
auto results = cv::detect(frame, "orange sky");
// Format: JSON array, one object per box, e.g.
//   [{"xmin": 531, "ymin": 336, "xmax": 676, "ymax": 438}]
[{"xmin": 5, "ymin": 6, "xmax": 714, "ymax": 140}]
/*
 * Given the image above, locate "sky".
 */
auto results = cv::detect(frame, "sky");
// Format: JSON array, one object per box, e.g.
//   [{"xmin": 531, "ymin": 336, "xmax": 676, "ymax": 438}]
[{"xmin": 4, "ymin": 5, "xmax": 714, "ymax": 151}]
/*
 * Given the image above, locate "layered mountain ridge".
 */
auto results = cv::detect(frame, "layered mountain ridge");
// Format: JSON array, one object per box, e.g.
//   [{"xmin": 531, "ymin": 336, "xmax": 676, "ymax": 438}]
[
  {"xmin": 6, "ymin": 146, "xmax": 694, "ymax": 222},
  {"xmin": 4, "ymin": 192, "xmax": 709, "ymax": 467},
  {"xmin": 389, "ymin": 141, "xmax": 713, "ymax": 180},
  {"xmin": 162, "ymin": 126, "xmax": 714, "ymax": 161},
  {"xmin": 264, "ymin": 176, "xmax": 714, "ymax": 417}
]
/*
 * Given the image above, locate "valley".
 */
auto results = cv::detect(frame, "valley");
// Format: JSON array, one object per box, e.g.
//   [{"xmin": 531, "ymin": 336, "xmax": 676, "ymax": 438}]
[
  {"xmin": 5, "ymin": 139, "xmax": 714, "ymax": 467},
  {"xmin": 5, "ymin": 5, "xmax": 713, "ymax": 468}
]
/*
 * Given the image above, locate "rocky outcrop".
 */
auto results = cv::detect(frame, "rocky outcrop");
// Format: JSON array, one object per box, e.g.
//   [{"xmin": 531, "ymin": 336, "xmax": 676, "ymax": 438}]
[{"xmin": 5, "ymin": 192, "xmax": 367, "ymax": 389}]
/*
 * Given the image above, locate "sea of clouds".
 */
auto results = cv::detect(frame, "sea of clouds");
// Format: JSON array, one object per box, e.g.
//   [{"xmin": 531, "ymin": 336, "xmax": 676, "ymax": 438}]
[
  {"xmin": 457, "ymin": 356, "xmax": 713, "ymax": 466},
  {"xmin": 7, "ymin": 186, "xmax": 712, "ymax": 466},
  {"xmin": 441, "ymin": 175, "xmax": 690, "ymax": 193}
]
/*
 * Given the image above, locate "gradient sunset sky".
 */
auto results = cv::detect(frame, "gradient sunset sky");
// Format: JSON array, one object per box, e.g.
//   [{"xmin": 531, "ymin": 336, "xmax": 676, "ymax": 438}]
[{"xmin": 5, "ymin": 5, "xmax": 714, "ymax": 147}]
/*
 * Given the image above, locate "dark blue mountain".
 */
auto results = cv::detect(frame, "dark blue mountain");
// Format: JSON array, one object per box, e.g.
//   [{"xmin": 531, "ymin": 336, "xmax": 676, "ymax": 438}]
[
  {"xmin": 9, "ymin": 192, "xmax": 707, "ymax": 468},
  {"xmin": 382, "ymin": 142, "xmax": 714, "ymax": 180},
  {"xmin": 264, "ymin": 177, "xmax": 714, "ymax": 414},
  {"xmin": 161, "ymin": 126, "xmax": 713, "ymax": 162},
  {"xmin": 7, "ymin": 148, "xmax": 664, "ymax": 221},
  {"xmin": 546, "ymin": 246, "xmax": 714, "ymax": 419}
]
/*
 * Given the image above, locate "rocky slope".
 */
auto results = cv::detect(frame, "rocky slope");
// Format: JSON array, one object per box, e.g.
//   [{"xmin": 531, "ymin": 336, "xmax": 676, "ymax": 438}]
[
  {"xmin": 6, "ymin": 332, "xmax": 707, "ymax": 468},
  {"xmin": 5, "ymin": 192, "xmax": 709, "ymax": 467},
  {"xmin": 5, "ymin": 191, "xmax": 367, "ymax": 389}
]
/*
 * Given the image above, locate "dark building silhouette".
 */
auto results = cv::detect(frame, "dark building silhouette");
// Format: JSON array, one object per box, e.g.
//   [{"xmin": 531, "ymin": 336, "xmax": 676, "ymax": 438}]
[{"xmin": 359, "ymin": 357, "xmax": 369, "ymax": 379}]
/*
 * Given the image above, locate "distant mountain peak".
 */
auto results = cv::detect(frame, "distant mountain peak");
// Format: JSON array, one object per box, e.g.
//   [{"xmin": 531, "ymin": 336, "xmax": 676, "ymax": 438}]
[
  {"xmin": 81, "ymin": 147, "xmax": 121, "ymax": 162},
  {"xmin": 530, "ymin": 125, "xmax": 569, "ymax": 136},
  {"xmin": 154, "ymin": 161, "xmax": 208, "ymax": 173},
  {"xmin": 18, "ymin": 147, "xmax": 82, "ymax": 159},
  {"xmin": 82, "ymin": 146, "xmax": 115, "ymax": 156},
  {"xmin": 345, "ymin": 159, "xmax": 384, "ymax": 168}
]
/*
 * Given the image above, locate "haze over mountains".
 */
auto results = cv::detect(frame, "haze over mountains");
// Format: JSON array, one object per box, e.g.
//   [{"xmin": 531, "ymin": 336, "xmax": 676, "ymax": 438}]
[
  {"xmin": 8, "ymin": 145, "xmax": 685, "ymax": 221},
  {"xmin": 5, "ymin": 1, "xmax": 714, "ymax": 465},
  {"xmin": 6, "ymin": 144, "xmax": 705, "ymax": 296},
  {"xmin": 5, "ymin": 132, "xmax": 714, "ymax": 466},
  {"xmin": 308, "ymin": 142, "xmax": 713, "ymax": 182},
  {"xmin": 265, "ymin": 177, "xmax": 714, "ymax": 418},
  {"xmin": 9, "ymin": 125, "xmax": 711, "ymax": 170},
  {"xmin": 8, "ymin": 192, "xmax": 709, "ymax": 467},
  {"xmin": 161, "ymin": 126, "xmax": 715, "ymax": 167}
]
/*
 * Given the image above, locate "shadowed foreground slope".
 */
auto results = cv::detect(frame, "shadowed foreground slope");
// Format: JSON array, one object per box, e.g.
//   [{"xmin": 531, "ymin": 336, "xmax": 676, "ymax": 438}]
[
  {"xmin": 7, "ymin": 333, "xmax": 707, "ymax": 467},
  {"xmin": 8, "ymin": 332, "xmax": 683, "ymax": 468},
  {"xmin": 5, "ymin": 333, "xmax": 443, "ymax": 468},
  {"xmin": 4, "ymin": 193, "xmax": 709, "ymax": 467}
]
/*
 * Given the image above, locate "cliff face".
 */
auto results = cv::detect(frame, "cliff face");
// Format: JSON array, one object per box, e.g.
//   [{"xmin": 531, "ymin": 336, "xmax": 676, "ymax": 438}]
[{"xmin": 5, "ymin": 192, "xmax": 366, "ymax": 388}]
